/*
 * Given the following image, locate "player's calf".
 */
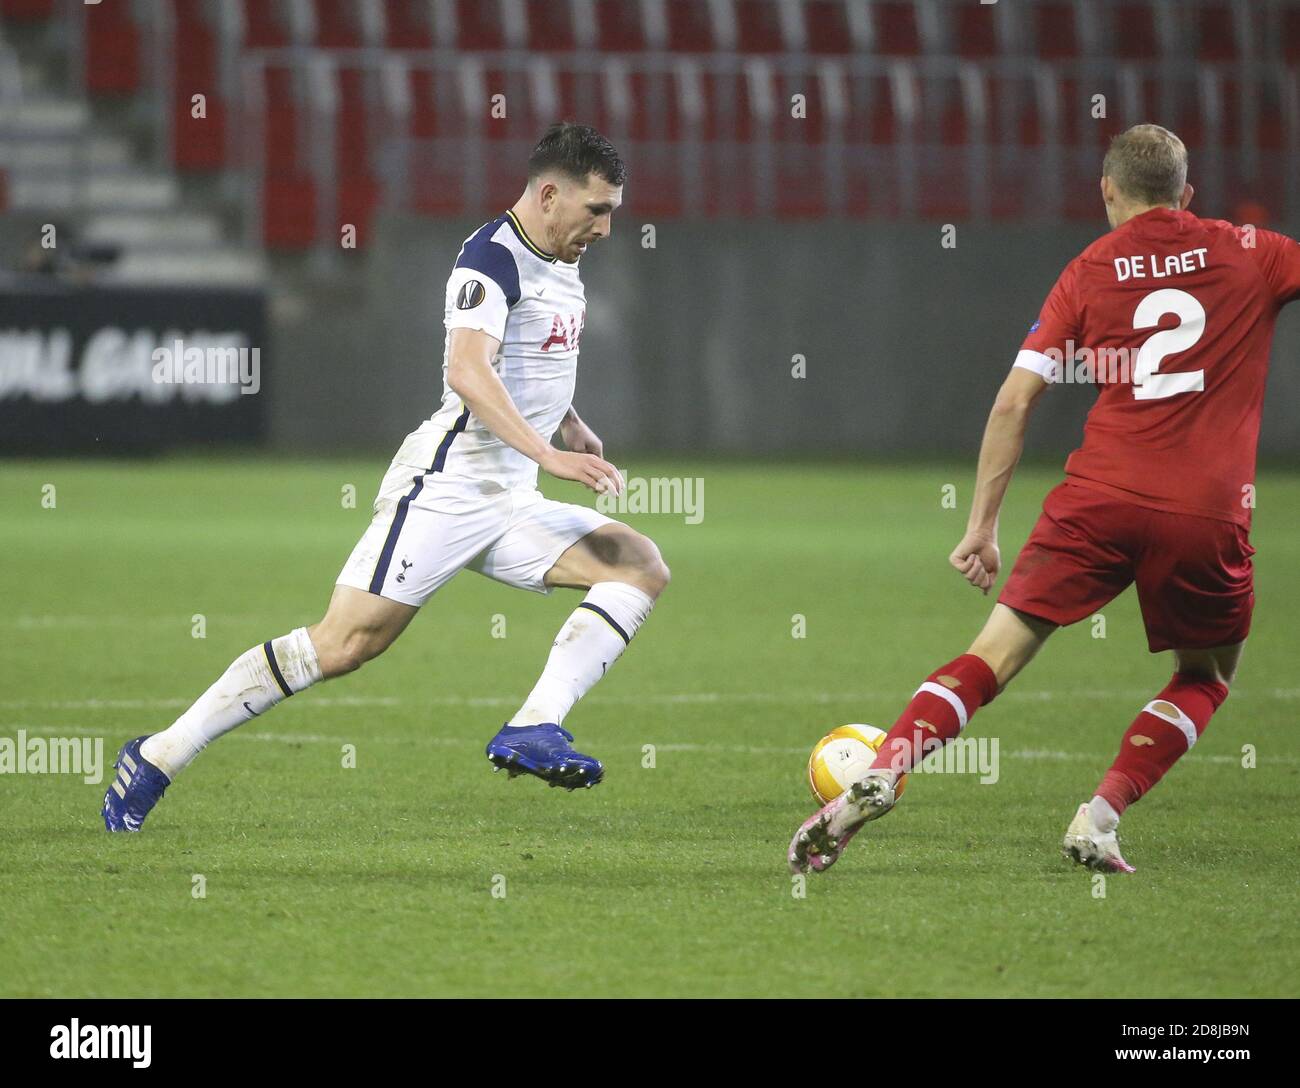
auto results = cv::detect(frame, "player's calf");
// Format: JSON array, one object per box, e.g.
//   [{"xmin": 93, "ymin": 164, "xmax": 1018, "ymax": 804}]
[
  {"xmin": 129, "ymin": 625, "xmax": 327, "ymax": 794},
  {"xmin": 1091, "ymin": 669, "xmax": 1230, "ymax": 820},
  {"xmin": 499, "ymin": 528, "xmax": 665, "ymax": 755},
  {"xmin": 308, "ymin": 585, "xmax": 418, "ymax": 677}
]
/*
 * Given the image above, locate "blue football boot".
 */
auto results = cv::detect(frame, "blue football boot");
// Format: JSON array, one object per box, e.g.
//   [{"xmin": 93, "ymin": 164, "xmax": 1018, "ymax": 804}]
[
  {"xmin": 103, "ymin": 736, "xmax": 171, "ymax": 832},
  {"xmin": 485, "ymin": 723, "xmax": 604, "ymax": 790}
]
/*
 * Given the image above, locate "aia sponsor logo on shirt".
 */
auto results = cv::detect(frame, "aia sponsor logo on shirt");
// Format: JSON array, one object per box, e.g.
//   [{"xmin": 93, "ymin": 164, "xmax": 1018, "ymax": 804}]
[{"xmin": 540, "ymin": 309, "xmax": 586, "ymax": 352}]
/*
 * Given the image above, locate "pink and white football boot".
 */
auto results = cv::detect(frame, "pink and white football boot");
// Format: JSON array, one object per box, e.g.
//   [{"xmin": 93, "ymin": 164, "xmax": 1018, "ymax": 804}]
[
  {"xmin": 788, "ymin": 770, "xmax": 898, "ymax": 874},
  {"xmin": 1062, "ymin": 801, "xmax": 1136, "ymax": 873}
]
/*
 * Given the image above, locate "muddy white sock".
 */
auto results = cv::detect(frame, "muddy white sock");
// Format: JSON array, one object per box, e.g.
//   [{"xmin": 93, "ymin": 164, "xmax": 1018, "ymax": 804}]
[
  {"xmin": 1089, "ymin": 794, "xmax": 1121, "ymax": 834},
  {"xmin": 510, "ymin": 582, "xmax": 655, "ymax": 728},
  {"xmin": 141, "ymin": 627, "xmax": 322, "ymax": 778}
]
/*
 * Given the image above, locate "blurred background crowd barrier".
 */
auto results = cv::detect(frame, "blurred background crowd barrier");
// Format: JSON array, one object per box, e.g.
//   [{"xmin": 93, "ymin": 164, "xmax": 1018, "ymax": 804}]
[{"xmin": 1, "ymin": 0, "xmax": 1296, "ymax": 456}]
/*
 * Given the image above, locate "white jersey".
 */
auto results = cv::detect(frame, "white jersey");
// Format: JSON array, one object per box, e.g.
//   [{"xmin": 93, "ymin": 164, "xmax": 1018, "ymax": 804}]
[{"xmin": 391, "ymin": 210, "xmax": 587, "ymax": 491}]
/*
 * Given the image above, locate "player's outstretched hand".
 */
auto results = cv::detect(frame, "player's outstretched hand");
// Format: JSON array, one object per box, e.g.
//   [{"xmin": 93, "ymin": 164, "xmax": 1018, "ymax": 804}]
[
  {"xmin": 949, "ymin": 531, "xmax": 1000, "ymax": 594},
  {"xmin": 541, "ymin": 449, "xmax": 625, "ymax": 497}
]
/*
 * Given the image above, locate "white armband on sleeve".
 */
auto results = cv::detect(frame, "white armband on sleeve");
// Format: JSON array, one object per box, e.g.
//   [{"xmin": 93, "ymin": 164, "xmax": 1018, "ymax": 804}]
[{"xmin": 1012, "ymin": 349, "xmax": 1060, "ymax": 382}]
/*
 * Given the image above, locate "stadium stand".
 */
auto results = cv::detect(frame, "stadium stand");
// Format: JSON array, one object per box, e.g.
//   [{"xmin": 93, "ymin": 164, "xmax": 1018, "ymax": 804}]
[{"xmin": 0, "ymin": 0, "xmax": 1294, "ymax": 264}]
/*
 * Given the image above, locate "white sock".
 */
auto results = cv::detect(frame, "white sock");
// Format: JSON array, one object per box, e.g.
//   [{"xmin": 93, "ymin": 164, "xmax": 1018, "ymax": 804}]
[
  {"xmin": 141, "ymin": 627, "xmax": 322, "ymax": 778},
  {"xmin": 1089, "ymin": 794, "xmax": 1121, "ymax": 833},
  {"xmin": 510, "ymin": 581, "xmax": 655, "ymax": 728}
]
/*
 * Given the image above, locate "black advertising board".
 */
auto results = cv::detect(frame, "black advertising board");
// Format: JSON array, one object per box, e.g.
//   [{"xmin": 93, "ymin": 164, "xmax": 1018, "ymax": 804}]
[{"xmin": 0, "ymin": 284, "xmax": 268, "ymax": 453}]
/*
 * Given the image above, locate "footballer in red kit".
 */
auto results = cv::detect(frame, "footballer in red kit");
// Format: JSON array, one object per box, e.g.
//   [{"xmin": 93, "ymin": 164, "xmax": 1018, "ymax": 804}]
[{"xmin": 790, "ymin": 123, "xmax": 1300, "ymax": 877}]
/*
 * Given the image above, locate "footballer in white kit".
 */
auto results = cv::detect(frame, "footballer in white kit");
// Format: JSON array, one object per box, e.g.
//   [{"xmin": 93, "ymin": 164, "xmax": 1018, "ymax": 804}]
[
  {"xmin": 336, "ymin": 207, "xmax": 607, "ymax": 604},
  {"xmin": 104, "ymin": 124, "xmax": 670, "ymax": 832}
]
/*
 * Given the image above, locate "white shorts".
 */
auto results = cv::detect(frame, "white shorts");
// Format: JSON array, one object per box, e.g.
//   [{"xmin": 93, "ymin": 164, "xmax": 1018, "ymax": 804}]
[{"xmin": 336, "ymin": 462, "xmax": 613, "ymax": 607}]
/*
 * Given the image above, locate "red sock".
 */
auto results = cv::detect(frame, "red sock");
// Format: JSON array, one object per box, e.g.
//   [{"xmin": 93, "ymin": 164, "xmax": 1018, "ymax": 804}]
[
  {"xmin": 1095, "ymin": 673, "xmax": 1229, "ymax": 816},
  {"xmin": 870, "ymin": 653, "xmax": 999, "ymax": 776}
]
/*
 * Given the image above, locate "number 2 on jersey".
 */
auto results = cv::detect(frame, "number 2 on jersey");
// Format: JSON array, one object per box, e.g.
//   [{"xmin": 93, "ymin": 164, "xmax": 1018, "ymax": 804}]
[{"xmin": 1131, "ymin": 288, "xmax": 1206, "ymax": 401}]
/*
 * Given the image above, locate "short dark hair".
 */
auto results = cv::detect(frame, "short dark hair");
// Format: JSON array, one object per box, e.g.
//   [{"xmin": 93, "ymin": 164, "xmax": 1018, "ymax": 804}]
[{"xmin": 527, "ymin": 122, "xmax": 626, "ymax": 187}]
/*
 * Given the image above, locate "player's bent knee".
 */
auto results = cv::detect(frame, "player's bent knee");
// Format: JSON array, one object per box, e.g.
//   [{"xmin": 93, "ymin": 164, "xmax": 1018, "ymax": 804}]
[
  {"xmin": 1173, "ymin": 642, "xmax": 1243, "ymax": 688},
  {"xmin": 623, "ymin": 533, "xmax": 670, "ymax": 596},
  {"xmin": 310, "ymin": 624, "xmax": 392, "ymax": 679},
  {"xmin": 1175, "ymin": 661, "xmax": 1234, "ymax": 689}
]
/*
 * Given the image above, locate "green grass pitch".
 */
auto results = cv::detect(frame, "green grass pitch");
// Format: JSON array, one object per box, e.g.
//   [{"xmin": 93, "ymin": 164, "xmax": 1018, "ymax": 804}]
[{"xmin": 1, "ymin": 457, "xmax": 1297, "ymax": 997}]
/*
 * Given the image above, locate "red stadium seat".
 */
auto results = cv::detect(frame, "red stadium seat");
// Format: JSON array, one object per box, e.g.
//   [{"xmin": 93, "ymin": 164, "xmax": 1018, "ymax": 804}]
[
  {"xmin": 337, "ymin": 176, "xmax": 381, "ymax": 244},
  {"xmin": 171, "ymin": 0, "xmax": 217, "ymax": 88},
  {"xmin": 952, "ymin": 1, "xmax": 999, "ymax": 58},
  {"xmin": 979, "ymin": 73, "xmax": 1029, "ymax": 145},
  {"xmin": 477, "ymin": 65, "xmax": 536, "ymax": 141},
  {"xmin": 242, "ymin": 0, "xmax": 289, "ymax": 47},
  {"xmin": 618, "ymin": 69, "xmax": 682, "ymax": 141},
  {"xmin": 336, "ymin": 68, "xmax": 372, "ymax": 178},
  {"xmin": 262, "ymin": 67, "xmax": 302, "ymax": 175},
  {"xmin": 263, "ymin": 174, "xmax": 318, "ymax": 248},
  {"xmin": 774, "ymin": 150, "xmax": 830, "ymax": 217},
  {"xmin": 803, "ymin": 0, "xmax": 852, "ymax": 53},
  {"xmin": 458, "ymin": 0, "xmax": 506, "ymax": 50},
  {"xmin": 408, "ymin": 131, "xmax": 471, "ymax": 215},
  {"xmin": 773, "ymin": 71, "xmax": 828, "ymax": 145},
  {"xmin": 1032, "ymin": 2, "xmax": 1079, "ymax": 59},
  {"xmin": 770, "ymin": 71, "xmax": 830, "ymax": 217},
  {"xmin": 584, "ymin": 63, "xmax": 629, "ymax": 137},
  {"xmin": 918, "ymin": 164, "xmax": 972, "ymax": 219},
  {"xmin": 84, "ymin": 2, "xmax": 140, "ymax": 95},
  {"xmin": 1051, "ymin": 75, "xmax": 1116, "ymax": 148},
  {"xmin": 873, "ymin": 1, "xmax": 921, "ymax": 56},
  {"xmin": 627, "ymin": 146, "xmax": 687, "ymax": 216},
  {"xmin": 937, "ymin": 88, "xmax": 970, "ymax": 146},
  {"xmin": 844, "ymin": 72, "xmax": 907, "ymax": 145},
  {"xmin": 1111, "ymin": 1, "xmax": 1160, "ymax": 61},
  {"xmin": 915, "ymin": 76, "xmax": 978, "ymax": 219},
  {"xmin": 737, "ymin": 0, "xmax": 786, "ymax": 52},
  {"xmin": 1194, "ymin": 2, "xmax": 1240, "ymax": 61},
  {"xmin": 843, "ymin": 163, "xmax": 873, "ymax": 217},
  {"xmin": 666, "ymin": 0, "xmax": 716, "ymax": 52},
  {"xmin": 407, "ymin": 69, "xmax": 442, "ymax": 138},
  {"xmin": 384, "ymin": 0, "xmax": 433, "ymax": 47},
  {"xmin": 595, "ymin": 0, "xmax": 646, "ymax": 50},
  {"xmin": 173, "ymin": 94, "xmax": 227, "ymax": 172},
  {"xmin": 1015, "ymin": 91, "xmax": 1044, "ymax": 147},
  {"xmin": 170, "ymin": 0, "xmax": 225, "ymax": 170},
  {"xmin": 698, "ymin": 69, "xmax": 755, "ymax": 143},
  {"xmin": 527, "ymin": 0, "xmax": 579, "ymax": 51},
  {"xmin": 552, "ymin": 68, "xmax": 608, "ymax": 129},
  {"xmin": 314, "ymin": 0, "xmax": 362, "ymax": 46}
]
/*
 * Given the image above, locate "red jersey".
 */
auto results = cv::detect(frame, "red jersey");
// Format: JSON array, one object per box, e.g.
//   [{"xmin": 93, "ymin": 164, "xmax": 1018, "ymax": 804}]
[{"xmin": 1017, "ymin": 208, "xmax": 1300, "ymax": 528}]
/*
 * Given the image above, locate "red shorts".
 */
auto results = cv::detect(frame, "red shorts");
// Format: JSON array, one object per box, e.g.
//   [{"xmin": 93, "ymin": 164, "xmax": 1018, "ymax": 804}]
[{"xmin": 999, "ymin": 480, "xmax": 1255, "ymax": 653}]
